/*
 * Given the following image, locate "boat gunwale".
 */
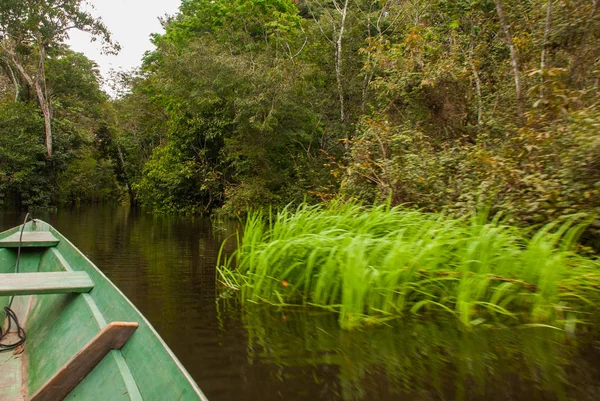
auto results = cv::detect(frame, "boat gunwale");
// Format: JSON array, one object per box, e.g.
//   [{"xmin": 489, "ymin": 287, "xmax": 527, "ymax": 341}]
[{"xmin": 0, "ymin": 220, "xmax": 208, "ymax": 401}]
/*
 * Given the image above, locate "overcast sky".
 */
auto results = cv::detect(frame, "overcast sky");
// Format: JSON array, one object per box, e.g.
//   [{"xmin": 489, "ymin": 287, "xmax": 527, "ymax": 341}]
[{"xmin": 66, "ymin": 0, "xmax": 182, "ymax": 88}]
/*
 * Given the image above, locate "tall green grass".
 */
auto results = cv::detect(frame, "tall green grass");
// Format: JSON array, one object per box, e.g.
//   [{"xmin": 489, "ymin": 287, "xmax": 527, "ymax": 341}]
[{"xmin": 218, "ymin": 202, "xmax": 600, "ymax": 329}]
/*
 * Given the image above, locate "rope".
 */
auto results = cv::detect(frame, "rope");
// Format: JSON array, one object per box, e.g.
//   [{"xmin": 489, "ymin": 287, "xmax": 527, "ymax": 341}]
[
  {"xmin": 0, "ymin": 307, "xmax": 26, "ymax": 353},
  {"xmin": 0, "ymin": 213, "xmax": 30, "ymax": 353}
]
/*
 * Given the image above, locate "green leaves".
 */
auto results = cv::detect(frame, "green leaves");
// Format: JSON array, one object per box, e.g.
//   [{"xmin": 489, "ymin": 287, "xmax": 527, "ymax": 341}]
[
  {"xmin": 0, "ymin": 101, "xmax": 48, "ymax": 207},
  {"xmin": 163, "ymin": 0, "xmax": 302, "ymax": 52},
  {"xmin": 0, "ymin": 0, "xmax": 118, "ymax": 52},
  {"xmin": 122, "ymin": 0, "xmax": 332, "ymax": 215},
  {"xmin": 218, "ymin": 202, "xmax": 600, "ymax": 330}
]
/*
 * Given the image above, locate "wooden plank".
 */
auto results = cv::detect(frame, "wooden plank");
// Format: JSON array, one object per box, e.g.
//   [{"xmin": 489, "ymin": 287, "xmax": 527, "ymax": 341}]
[
  {"xmin": 0, "ymin": 232, "xmax": 59, "ymax": 248},
  {"xmin": 0, "ymin": 334, "xmax": 26, "ymax": 401},
  {"xmin": 0, "ymin": 272, "xmax": 94, "ymax": 296},
  {"xmin": 29, "ymin": 322, "xmax": 139, "ymax": 401},
  {"xmin": 51, "ymin": 249, "xmax": 144, "ymax": 401},
  {"xmin": 23, "ymin": 222, "xmax": 207, "ymax": 400}
]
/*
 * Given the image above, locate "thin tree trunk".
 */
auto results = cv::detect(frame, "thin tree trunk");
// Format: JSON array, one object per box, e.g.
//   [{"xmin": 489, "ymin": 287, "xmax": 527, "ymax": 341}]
[
  {"xmin": 4, "ymin": 48, "xmax": 34, "ymax": 88},
  {"xmin": 34, "ymin": 82, "xmax": 52, "ymax": 157},
  {"xmin": 35, "ymin": 37, "xmax": 52, "ymax": 158},
  {"xmin": 570, "ymin": 0, "xmax": 599, "ymax": 84},
  {"xmin": 361, "ymin": 6, "xmax": 373, "ymax": 116},
  {"xmin": 361, "ymin": 70, "xmax": 373, "ymax": 115},
  {"xmin": 540, "ymin": 0, "xmax": 552, "ymax": 99},
  {"xmin": 468, "ymin": 47, "xmax": 483, "ymax": 127},
  {"xmin": 3, "ymin": 41, "xmax": 53, "ymax": 157},
  {"xmin": 494, "ymin": 0, "xmax": 524, "ymax": 120},
  {"xmin": 116, "ymin": 141, "xmax": 135, "ymax": 206},
  {"xmin": 334, "ymin": 0, "xmax": 349, "ymax": 149},
  {"xmin": 360, "ymin": 1, "xmax": 387, "ymax": 115},
  {"xmin": 468, "ymin": 24, "xmax": 484, "ymax": 127},
  {"xmin": 6, "ymin": 63, "xmax": 20, "ymax": 102}
]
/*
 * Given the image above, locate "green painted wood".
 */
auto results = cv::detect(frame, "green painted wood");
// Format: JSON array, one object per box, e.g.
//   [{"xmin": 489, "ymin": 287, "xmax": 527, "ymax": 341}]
[
  {"xmin": 0, "ymin": 272, "xmax": 94, "ymax": 296},
  {"xmin": 0, "ymin": 232, "xmax": 59, "ymax": 248},
  {"xmin": 0, "ymin": 228, "xmax": 135, "ymax": 400},
  {"xmin": 62, "ymin": 351, "xmax": 134, "ymax": 401},
  {"xmin": 0, "ymin": 334, "xmax": 25, "ymax": 401},
  {"xmin": 30, "ymin": 322, "xmax": 138, "ymax": 401},
  {"xmin": 108, "ymin": 350, "xmax": 144, "ymax": 401},
  {"xmin": 24, "ymin": 292, "xmax": 102, "ymax": 393},
  {"xmin": 0, "ymin": 248, "xmax": 17, "ymax": 272},
  {"xmin": 0, "ymin": 248, "xmax": 17, "ymax": 311},
  {"xmin": 0, "ymin": 220, "xmax": 206, "ymax": 400},
  {"xmin": 24, "ymin": 247, "xmax": 140, "ymax": 399},
  {"xmin": 48, "ymin": 224, "xmax": 207, "ymax": 401}
]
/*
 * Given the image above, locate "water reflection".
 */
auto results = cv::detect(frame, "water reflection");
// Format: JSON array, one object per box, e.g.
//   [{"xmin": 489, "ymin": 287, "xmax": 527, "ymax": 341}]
[
  {"xmin": 235, "ymin": 304, "xmax": 600, "ymax": 401},
  {"xmin": 2, "ymin": 207, "xmax": 600, "ymax": 401}
]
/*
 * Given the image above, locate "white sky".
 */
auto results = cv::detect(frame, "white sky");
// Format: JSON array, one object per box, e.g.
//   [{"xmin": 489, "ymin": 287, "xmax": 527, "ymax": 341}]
[{"xmin": 66, "ymin": 0, "xmax": 182, "ymax": 89}]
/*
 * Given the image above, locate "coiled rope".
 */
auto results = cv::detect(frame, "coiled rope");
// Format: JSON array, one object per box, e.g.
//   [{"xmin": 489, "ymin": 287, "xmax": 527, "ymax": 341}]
[
  {"xmin": 0, "ymin": 213, "xmax": 30, "ymax": 353},
  {"xmin": 0, "ymin": 307, "xmax": 26, "ymax": 352}
]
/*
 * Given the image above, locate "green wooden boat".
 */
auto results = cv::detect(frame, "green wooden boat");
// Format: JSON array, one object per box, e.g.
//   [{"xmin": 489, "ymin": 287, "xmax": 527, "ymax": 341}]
[{"xmin": 0, "ymin": 219, "xmax": 208, "ymax": 401}]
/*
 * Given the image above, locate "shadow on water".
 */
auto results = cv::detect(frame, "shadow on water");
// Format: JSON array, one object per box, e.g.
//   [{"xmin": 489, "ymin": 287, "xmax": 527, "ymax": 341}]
[{"xmin": 2, "ymin": 206, "xmax": 600, "ymax": 401}]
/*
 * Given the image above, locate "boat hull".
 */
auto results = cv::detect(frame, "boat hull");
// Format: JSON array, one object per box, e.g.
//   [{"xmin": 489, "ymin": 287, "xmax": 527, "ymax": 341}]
[{"xmin": 0, "ymin": 220, "xmax": 207, "ymax": 400}]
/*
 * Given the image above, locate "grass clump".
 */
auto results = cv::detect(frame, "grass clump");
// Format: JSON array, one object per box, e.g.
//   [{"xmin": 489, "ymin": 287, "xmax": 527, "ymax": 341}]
[{"xmin": 218, "ymin": 202, "xmax": 600, "ymax": 329}]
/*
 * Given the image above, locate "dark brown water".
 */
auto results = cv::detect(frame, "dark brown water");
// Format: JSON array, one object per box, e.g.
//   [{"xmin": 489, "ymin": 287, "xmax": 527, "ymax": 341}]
[{"xmin": 2, "ymin": 206, "xmax": 600, "ymax": 401}]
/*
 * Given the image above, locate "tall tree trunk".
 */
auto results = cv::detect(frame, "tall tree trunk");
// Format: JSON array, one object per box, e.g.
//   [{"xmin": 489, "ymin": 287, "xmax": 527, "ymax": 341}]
[
  {"xmin": 468, "ymin": 47, "xmax": 483, "ymax": 127},
  {"xmin": 2, "ymin": 41, "xmax": 53, "ymax": 157},
  {"xmin": 4, "ymin": 48, "xmax": 33, "ymax": 88},
  {"xmin": 36, "ymin": 36, "xmax": 52, "ymax": 158},
  {"xmin": 494, "ymin": 0, "xmax": 524, "ymax": 121},
  {"xmin": 361, "ymin": 69, "xmax": 373, "ymax": 115},
  {"xmin": 570, "ymin": 0, "xmax": 599, "ymax": 84},
  {"xmin": 34, "ymin": 79, "xmax": 52, "ymax": 158},
  {"xmin": 468, "ymin": 24, "xmax": 484, "ymax": 127},
  {"xmin": 334, "ymin": 0, "xmax": 350, "ymax": 149},
  {"xmin": 361, "ymin": 6, "xmax": 373, "ymax": 116},
  {"xmin": 540, "ymin": 0, "xmax": 552, "ymax": 99},
  {"xmin": 5, "ymin": 63, "xmax": 20, "ymax": 102}
]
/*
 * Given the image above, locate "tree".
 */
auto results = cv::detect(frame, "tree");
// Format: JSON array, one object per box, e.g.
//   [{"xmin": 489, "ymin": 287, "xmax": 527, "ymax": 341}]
[
  {"xmin": 0, "ymin": 101, "xmax": 48, "ymax": 208},
  {"xmin": 0, "ymin": 0, "xmax": 118, "ymax": 158},
  {"xmin": 493, "ymin": 0, "xmax": 524, "ymax": 120},
  {"xmin": 302, "ymin": 0, "xmax": 359, "ymax": 149}
]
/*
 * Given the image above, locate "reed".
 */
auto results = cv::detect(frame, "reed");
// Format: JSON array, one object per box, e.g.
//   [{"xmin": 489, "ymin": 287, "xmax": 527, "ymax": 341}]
[{"xmin": 218, "ymin": 202, "xmax": 600, "ymax": 329}]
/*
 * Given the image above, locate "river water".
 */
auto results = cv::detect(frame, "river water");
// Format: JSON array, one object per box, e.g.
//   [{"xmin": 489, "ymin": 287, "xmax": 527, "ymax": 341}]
[{"xmin": 1, "ymin": 206, "xmax": 600, "ymax": 401}]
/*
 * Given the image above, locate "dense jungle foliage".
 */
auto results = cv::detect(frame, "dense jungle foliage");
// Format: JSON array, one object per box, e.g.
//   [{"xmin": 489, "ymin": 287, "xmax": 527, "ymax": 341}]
[{"xmin": 1, "ymin": 0, "xmax": 600, "ymax": 240}]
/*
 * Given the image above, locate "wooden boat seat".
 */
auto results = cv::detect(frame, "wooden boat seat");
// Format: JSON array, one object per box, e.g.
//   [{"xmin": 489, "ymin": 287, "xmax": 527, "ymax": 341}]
[
  {"xmin": 30, "ymin": 322, "xmax": 139, "ymax": 401},
  {"xmin": 0, "ymin": 272, "xmax": 94, "ymax": 296},
  {"xmin": 0, "ymin": 232, "xmax": 59, "ymax": 248}
]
